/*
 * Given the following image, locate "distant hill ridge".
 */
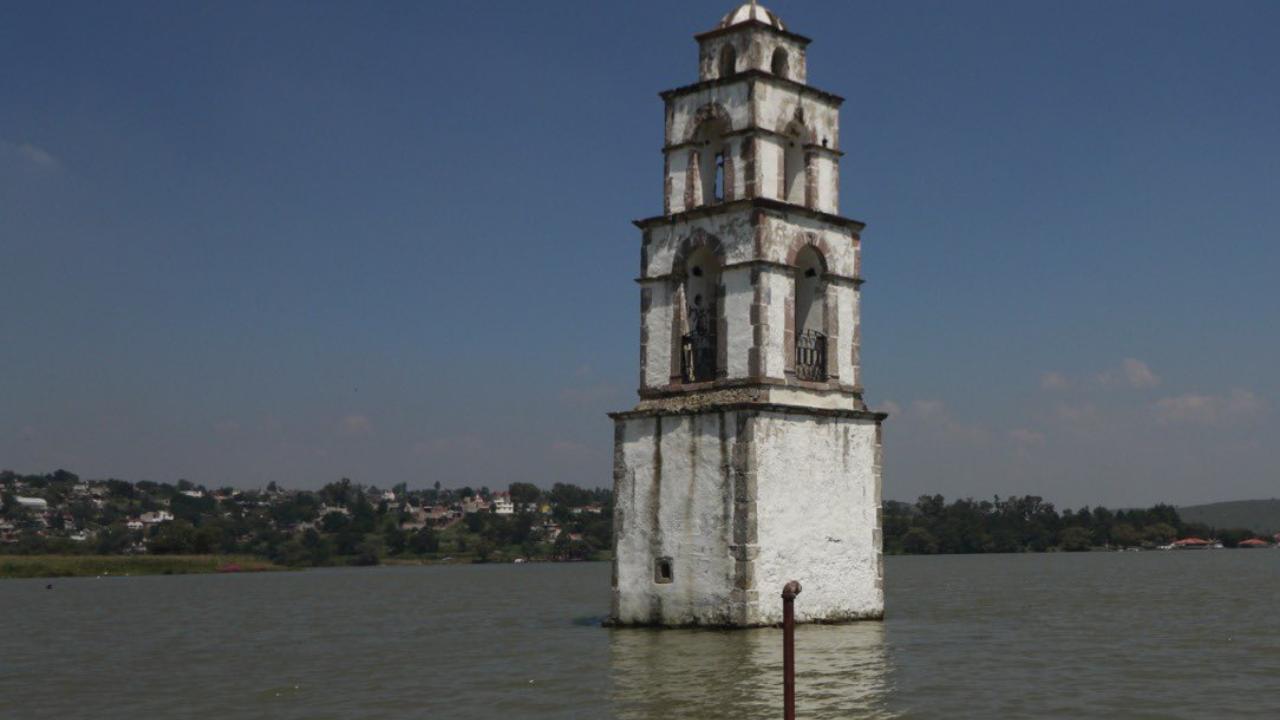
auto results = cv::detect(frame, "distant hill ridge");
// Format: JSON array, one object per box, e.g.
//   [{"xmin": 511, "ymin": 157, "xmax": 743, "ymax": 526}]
[{"xmin": 1177, "ymin": 499, "xmax": 1280, "ymax": 535}]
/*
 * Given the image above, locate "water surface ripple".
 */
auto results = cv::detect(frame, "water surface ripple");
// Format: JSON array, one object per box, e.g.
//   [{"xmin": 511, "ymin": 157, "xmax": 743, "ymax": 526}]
[{"xmin": 1, "ymin": 552, "xmax": 1276, "ymax": 718}]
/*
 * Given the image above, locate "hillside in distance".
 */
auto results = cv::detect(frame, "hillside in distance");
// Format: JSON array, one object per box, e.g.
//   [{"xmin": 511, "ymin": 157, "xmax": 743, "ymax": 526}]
[{"xmin": 1178, "ymin": 499, "xmax": 1280, "ymax": 535}]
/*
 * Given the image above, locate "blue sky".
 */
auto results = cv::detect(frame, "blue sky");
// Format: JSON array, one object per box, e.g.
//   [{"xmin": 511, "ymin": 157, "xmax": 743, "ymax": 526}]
[{"xmin": 2, "ymin": 1, "xmax": 1277, "ymax": 507}]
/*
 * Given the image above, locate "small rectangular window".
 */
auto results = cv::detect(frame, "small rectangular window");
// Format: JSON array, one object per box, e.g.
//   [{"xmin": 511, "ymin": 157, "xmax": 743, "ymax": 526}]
[{"xmin": 654, "ymin": 557, "xmax": 674, "ymax": 584}]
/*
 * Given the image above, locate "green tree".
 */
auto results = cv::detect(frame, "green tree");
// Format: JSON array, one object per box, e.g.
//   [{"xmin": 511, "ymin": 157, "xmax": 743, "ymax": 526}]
[
  {"xmin": 383, "ymin": 526, "xmax": 408, "ymax": 555},
  {"xmin": 319, "ymin": 478, "xmax": 355, "ymax": 507},
  {"xmin": 96, "ymin": 524, "xmax": 134, "ymax": 554},
  {"xmin": 274, "ymin": 539, "xmax": 312, "ymax": 567},
  {"xmin": 149, "ymin": 521, "xmax": 197, "ymax": 554},
  {"xmin": 301, "ymin": 528, "xmax": 333, "ymax": 564},
  {"xmin": 193, "ymin": 525, "xmax": 224, "ymax": 554},
  {"xmin": 1110, "ymin": 523, "xmax": 1141, "ymax": 548},
  {"xmin": 350, "ymin": 494, "xmax": 376, "ymax": 533},
  {"xmin": 1, "ymin": 491, "xmax": 19, "ymax": 519},
  {"xmin": 583, "ymin": 518, "xmax": 612, "ymax": 549},
  {"xmin": 1217, "ymin": 528, "xmax": 1255, "ymax": 548},
  {"xmin": 321, "ymin": 511, "xmax": 351, "ymax": 533},
  {"xmin": 509, "ymin": 482, "xmax": 541, "ymax": 506},
  {"xmin": 171, "ymin": 493, "xmax": 216, "ymax": 524},
  {"xmin": 901, "ymin": 527, "xmax": 938, "ymax": 554},
  {"xmin": 552, "ymin": 533, "xmax": 594, "ymax": 561},
  {"xmin": 334, "ymin": 529, "xmax": 362, "ymax": 556},
  {"xmin": 1058, "ymin": 526, "xmax": 1092, "ymax": 552},
  {"xmin": 1143, "ymin": 523, "xmax": 1178, "ymax": 544},
  {"xmin": 550, "ymin": 483, "xmax": 592, "ymax": 508},
  {"xmin": 408, "ymin": 527, "xmax": 440, "ymax": 554},
  {"xmin": 351, "ymin": 538, "xmax": 383, "ymax": 566}
]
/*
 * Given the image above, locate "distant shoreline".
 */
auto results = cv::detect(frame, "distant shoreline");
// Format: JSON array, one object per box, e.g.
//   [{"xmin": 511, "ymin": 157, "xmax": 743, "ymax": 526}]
[
  {"xmin": 9, "ymin": 546, "xmax": 1276, "ymax": 582},
  {"xmin": 0, "ymin": 554, "xmax": 284, "ymax": 580},
  {"xmin": 0, "ymin": 553, "xmax": 612, "ymax": 580}
]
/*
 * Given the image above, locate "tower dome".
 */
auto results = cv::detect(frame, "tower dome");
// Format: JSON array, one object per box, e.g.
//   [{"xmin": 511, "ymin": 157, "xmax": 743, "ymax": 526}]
[{"xmin": 718, "ymin": 2, "xmax": 786, "ymax": 31}]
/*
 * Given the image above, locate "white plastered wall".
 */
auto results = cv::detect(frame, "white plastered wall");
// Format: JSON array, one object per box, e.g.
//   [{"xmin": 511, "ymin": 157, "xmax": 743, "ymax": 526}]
[
  {"xmin": 640, "ymin": 282, "xmax": 674, "ymax": 390},
  {"xmin": 758, "ymin": 136, "xmax": 784, "ymax": 201},
  {"xmin": 698, "ymin": 32, "xmax": 808, "ymax": 82},
  {"xmin": 752, "ymin": 412, "xmax": 882, "ymax": 623},
  {"xmin": 722, "ymin": 267, "xmax": 754, "ymax": 379},
  {"xmin": 642, "ymin": 209, "xmax": 756, "ymax": 279},
  {"xmin": 668, "ymin": 84, "xmax": 751, "ymax": 146},
  {"xmin": 814, "ymin": 154, "xmax": 839, "ymax": 214},
  {"xmin": 761, "ymin": 268, "xmax": 789, "ymax": 379},
  {"xmin": 753, "ymin": 82, "xmax": 840, "ymax": 146},
  {"xmin": 759, "ymin": 216, "xmax": 856, "ymax": 277},
  {"xmin": 833, "ymin": 283, "xmax": 857, "ymax": 384},
  {"xmin": 613, "ymin": 412, "xmax": 741, "ymax": 625}
]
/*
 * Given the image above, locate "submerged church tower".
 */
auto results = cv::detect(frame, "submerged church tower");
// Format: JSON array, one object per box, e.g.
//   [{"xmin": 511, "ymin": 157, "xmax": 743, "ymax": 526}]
[{"xmin": 609, "ymin": 4, "xmax": 886, "ymax": 627}]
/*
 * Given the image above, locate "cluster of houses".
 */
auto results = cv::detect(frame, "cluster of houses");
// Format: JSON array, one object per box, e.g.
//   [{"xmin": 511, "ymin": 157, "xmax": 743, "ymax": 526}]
[
  {"xmin": 322, "ymin": 490, "xmax": 606, "ymax": 544},
  {"xmin": 1, "ymin": 489, "xmax": 107, "ymax": 544},
  {"xmin": 1, "ymin": 477, "xmax": 607, "ymax": 549},
  {"xmin": 0, "ymin": 482, "xmax": 153, "ymax": 543}
]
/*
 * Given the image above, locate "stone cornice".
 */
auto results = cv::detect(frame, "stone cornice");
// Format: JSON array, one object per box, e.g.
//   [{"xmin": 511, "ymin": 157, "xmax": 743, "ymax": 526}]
[
  {"xmin": 610, "ymin": 402, "xmax": 886, "ymax": 423},
  {"xmin": 663, "ymin": 127, "xmax": 845, "ymax": 156},
  {"xmin": 636, "ymin": 260, "xmax": 863, "ymax": 285},
  {"xmin": 633, "ymin": 197, "xmax": 866, "ymax": 233},
  {"xmin": 659, "ymin": 69, "xmax": 843, "ymax": 106},
  {"xmin": 692, "ymin": 19, "xmax": 813, "ymax": 46},
  {"xmin": 636, "ymin": 375, "xmax": 865, "ymax": 399}
]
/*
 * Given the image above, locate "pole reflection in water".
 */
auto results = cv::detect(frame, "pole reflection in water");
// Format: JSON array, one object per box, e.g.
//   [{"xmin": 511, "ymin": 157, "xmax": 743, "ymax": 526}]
[{"xmin": 609, "ymin": 623, "xmax": 893, "ymax": 719}]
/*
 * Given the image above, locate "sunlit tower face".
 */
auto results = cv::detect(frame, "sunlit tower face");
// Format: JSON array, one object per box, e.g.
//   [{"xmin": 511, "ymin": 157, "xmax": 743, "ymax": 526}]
[{"xmin": 608, "ymin": 4, "xmax": 888, "ymax": 627}]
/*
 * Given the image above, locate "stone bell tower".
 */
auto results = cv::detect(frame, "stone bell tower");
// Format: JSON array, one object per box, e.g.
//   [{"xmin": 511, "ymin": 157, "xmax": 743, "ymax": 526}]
[{"xmin": 609, "ymin": 3, "xmax": 887, "ymax": 627}]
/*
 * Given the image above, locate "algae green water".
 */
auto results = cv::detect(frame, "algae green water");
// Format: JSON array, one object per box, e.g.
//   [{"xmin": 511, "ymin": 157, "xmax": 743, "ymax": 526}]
[{"xmin": 2, "ymin": 552, "xmax": 1277, "ymax": 719}]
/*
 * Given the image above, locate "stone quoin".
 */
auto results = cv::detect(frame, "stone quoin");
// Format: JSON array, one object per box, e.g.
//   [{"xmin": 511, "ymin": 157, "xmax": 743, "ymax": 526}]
[{"xmin": 609, "ymin": 3, "xmax": 887, "ymax": 627}]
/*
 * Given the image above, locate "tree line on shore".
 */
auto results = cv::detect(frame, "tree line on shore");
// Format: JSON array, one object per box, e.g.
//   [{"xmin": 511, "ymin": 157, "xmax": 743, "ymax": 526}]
[
  {"xmin": 883, "ymin": 494, "xmax": 1273, "ymax": 554},
  {"xmin": 5, "ymin": 470, "xmax": 1273, "ymax": 564}
]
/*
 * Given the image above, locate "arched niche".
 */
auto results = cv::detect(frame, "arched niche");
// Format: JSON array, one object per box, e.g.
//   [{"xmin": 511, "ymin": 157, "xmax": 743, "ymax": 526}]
[{"xmin": 782, "ymin": 117, "xmax": 808, "ymax": 205}]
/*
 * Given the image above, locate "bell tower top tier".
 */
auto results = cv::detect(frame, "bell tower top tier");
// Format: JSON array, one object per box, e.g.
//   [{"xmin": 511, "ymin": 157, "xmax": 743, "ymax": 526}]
[
  {"xmin": 699, "ymin": 3, "xmax": 807, "ymax": 84},
  {"xmin": 630, "ymin": 2, "xmax": 873, "ymax": 416}
]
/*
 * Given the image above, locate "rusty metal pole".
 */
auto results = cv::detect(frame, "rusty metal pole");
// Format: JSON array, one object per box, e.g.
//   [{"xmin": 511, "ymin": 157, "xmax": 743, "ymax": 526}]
[{"xmin": 782, "ymin": 580, "xmax": 802, "ymax": 720}]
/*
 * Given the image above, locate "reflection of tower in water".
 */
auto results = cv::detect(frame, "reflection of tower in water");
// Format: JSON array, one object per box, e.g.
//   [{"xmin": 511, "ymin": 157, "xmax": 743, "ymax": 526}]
[{"xmin": 608, "ymin": 623, "xmax": 892, "ymax": 719}]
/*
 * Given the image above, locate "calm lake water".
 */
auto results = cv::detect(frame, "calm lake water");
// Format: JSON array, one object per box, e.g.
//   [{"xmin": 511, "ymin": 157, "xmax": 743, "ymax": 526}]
[{"xmin": 2, "ymin": 552, "xmax": 1278, "ymax": 719}]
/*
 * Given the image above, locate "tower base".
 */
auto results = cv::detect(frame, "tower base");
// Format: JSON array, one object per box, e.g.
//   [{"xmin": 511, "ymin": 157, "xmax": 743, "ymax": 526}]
[{"xmin": 608, "ymin": 403, "xmax": 884, "ymax": 627}]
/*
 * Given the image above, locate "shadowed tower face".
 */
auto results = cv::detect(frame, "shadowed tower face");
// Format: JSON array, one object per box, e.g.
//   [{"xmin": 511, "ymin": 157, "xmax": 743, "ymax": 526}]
[{"xmin": 609, "ymin": 3, "xmax": 887, "ymax": 627}]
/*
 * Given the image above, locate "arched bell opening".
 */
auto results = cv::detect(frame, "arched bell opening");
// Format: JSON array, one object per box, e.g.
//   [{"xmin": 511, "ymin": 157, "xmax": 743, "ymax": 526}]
[
  {"xmin": 691, "ymin": 115, "xmax": 732, "ymax": 206},
  {"xmin": 718, "ymin": 43, "xmax": 738, "ymax": 78},
  {"xmin": 771, "ymin": 47, "xmax": 790, "ymax": 79},
  {"xmin": 793, "ymin": 245, "xmax": 828, "ymax": 381},
  {"xmin": 679, "ymin": 245, "xmax": 721, "ymax": 383}
]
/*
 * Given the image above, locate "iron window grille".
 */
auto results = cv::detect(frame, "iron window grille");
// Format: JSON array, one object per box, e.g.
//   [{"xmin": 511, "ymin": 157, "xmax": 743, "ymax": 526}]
[
  {"xmin": 795, "ymin": 329, "xmax": 828, "ymax": 381},
  {"xmin": 681, "ymin": 307, "xmax": 716, "ymax": 383}
]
